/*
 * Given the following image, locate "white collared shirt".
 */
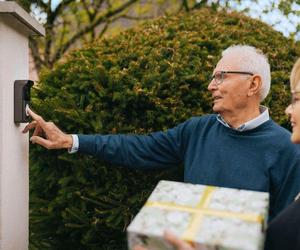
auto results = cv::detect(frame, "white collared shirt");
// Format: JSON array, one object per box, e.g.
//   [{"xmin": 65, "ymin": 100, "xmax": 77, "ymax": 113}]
[
  {"xmin": 69, "ymin": 134, "xmax": 79, "ymax": 154},
  {"xmin": 295, "ymin": 192, "xmax": 300, "ymax": 201},
  {"xmin": 216, "ymin": 105, "xmax": 270, "ymax": 131}
]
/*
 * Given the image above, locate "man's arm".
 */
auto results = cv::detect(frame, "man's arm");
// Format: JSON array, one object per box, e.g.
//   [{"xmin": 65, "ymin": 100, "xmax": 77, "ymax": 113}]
[
  {"xmin": 75, "ymin": 127, "xmax": 184, "ymax": 168},
  {"xmin": 23, "ymin": 107, "xmax": 187, "ymax": 169}
]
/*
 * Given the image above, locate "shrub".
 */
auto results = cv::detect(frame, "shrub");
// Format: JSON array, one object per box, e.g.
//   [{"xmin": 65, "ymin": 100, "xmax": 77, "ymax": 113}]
[{"xmin": 29, "ymin": 7, "xmax": 300, "ymax": 249}]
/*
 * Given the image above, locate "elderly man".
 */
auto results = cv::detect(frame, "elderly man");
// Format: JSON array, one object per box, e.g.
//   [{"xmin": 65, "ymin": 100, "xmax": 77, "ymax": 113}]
[{"xmin": 24, "ymin": 45, "xmax": 300, "ymax": 221}]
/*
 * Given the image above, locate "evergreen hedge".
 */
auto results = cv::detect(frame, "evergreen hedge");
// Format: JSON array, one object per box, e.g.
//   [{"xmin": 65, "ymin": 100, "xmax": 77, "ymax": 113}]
[{"xmin": 29, "ymin": 7, "xmax": 300, "ymax": 250}]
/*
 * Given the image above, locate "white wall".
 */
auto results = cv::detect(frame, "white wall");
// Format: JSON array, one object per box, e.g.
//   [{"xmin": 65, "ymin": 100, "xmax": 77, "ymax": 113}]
[{"xmin": 0, "ymin": 14, "xmax": 29, "ymax": 250}]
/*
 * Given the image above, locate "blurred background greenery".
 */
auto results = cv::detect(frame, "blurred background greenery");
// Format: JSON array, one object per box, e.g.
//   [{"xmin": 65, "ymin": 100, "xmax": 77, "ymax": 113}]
[{"xmin": 12, "ymin": 0, "xmax": 300, "ymax": 74}]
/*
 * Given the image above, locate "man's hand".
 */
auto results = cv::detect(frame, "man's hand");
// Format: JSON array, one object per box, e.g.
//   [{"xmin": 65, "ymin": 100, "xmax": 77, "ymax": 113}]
[
  {"xmin": 133, "ymin": 231, "xmax": 197, "ymax": 250},
  {"xmin": 22, "ymin": 107, "xmax": 73, "ymax": 150}
]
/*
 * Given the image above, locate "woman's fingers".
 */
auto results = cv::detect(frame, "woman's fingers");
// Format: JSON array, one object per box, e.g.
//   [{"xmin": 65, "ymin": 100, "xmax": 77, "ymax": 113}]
[
  {"xmin": 133, "ymin": 246, "xmax": 148, "ymax": 250},
  {"xmin": 132, "ymin": 232, "xmax": 197, "ymax": 250},
  {"xmin": 164, "ymin": 231, "xmax": 195, "ymax": 250}
]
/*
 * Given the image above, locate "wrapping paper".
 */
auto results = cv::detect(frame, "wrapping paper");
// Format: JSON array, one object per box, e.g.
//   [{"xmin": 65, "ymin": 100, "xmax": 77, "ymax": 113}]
[{"xmin": 127, "ymin": 180, "xmax": 269, "ymax": 250}]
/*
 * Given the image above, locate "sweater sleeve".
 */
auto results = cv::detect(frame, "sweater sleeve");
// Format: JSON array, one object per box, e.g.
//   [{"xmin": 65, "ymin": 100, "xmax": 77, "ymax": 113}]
[{"xmin": 77, "ymin": 120, "xmax": 191, "ymax": 169}]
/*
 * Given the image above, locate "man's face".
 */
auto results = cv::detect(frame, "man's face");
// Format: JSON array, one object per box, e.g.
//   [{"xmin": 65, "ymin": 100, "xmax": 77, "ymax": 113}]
[{"xmin": 207, "ymin": 55, "xmax": 252, "ymax": 115}]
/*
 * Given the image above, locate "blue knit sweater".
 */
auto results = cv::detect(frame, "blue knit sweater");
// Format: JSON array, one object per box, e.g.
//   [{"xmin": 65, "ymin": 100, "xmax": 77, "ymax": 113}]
[{"xmin": 78, "ymin": 114, "xmax": 300, "ymax": 220}]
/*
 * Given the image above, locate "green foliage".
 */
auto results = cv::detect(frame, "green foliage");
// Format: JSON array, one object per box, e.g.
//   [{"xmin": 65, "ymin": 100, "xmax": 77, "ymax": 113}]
[{"xmin": 29, "ymin": 7, "xmax": 300, "ymax": 249}]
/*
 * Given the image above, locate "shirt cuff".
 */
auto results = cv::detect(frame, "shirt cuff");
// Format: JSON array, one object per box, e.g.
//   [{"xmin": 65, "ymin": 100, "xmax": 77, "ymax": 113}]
[{"xmin": 68, "ymin": 134, "xmax": 79, "ymax": 154}]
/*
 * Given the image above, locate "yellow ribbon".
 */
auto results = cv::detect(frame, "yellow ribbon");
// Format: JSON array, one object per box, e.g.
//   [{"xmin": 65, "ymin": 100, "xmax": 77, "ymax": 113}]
[{"xmin": 145, "ymin": 186, "xmax": 264, "ymax": 241}]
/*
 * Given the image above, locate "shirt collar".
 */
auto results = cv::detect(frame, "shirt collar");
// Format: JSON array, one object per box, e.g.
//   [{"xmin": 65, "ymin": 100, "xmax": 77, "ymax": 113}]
[
  {"xmin": 295, "ymin": 192, "xmax": 300, "ymax": 201},
  {"xmin": 216, "ymin": 106, "xmax": 269, "ymax": 131}
]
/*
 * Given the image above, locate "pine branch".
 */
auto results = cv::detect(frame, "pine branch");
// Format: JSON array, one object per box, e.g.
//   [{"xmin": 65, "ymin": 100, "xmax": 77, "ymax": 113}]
[
  {"xmin": 52, "ymin": 0, "xmax": 76, "ymax": 22},
  {"xmin": 29, "ymin": 37, "xmax": 45, "ymax": 73},
  {"xmin": 181, "ymin": 0, "xmax": 190, "ymax": 12},
  {"xmin": 192, "ymin": 0, "xmax": 210, "ymax": 9},
  {"xmin": 98, "ymin": 21, "xmax": 110, "ymax": 39},
  {"xmin": 44, "ymin": 0, "xmax": 54, "ymax": 67},
  {"xmin": 35, "ymin": 0, "xmax": 48, "ymax": 10},
  {"xmin": 51, "ymin": 0, "xmax": 139, "ymax": 64},
  {"xmin": 121, "ymin": 14, "xmax": 154, "ymax": 20},
  {"xmin": 44, "ymin": 0, "xmax": 76, "ymax": 67},
  {"xmin": 58, "ymin": 20, "xmax": 68, "ymax": 51}
]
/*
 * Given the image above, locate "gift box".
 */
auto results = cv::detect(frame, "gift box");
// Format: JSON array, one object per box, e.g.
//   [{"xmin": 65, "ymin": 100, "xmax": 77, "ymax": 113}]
[{"xmin": 127, "ymin": 180, "xmax": 269, "ymax": 250}]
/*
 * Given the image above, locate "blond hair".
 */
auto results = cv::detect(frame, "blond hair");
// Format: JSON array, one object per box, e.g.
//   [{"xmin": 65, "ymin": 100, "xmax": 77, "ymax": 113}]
[{"xmin": 290, "ymin": 58, "xmax": 300, "ymax": 92}]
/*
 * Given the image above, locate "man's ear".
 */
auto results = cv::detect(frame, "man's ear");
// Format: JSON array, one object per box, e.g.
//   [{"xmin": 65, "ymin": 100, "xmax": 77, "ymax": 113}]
[{"xmin": 247, "ymin": 75, "xmax": 262, "ymax": 97}]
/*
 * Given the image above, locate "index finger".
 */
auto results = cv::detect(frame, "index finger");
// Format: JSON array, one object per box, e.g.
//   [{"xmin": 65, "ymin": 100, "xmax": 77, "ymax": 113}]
[{"xmin": 27, "ymin": 107, "xmax": 47, "ymax": 127}]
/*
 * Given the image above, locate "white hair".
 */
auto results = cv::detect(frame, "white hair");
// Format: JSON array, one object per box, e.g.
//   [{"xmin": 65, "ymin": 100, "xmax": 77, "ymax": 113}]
[{"xmin": 222, "ymin": 45, "xmax": 271, "ymax": 102}]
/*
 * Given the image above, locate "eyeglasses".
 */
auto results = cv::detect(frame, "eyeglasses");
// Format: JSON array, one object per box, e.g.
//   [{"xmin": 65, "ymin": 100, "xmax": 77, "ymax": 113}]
[
  {"xmin": 211, "ymin": 71, "xmax": 254, "ymax": 85},
  {"xmin": 291, "ymin": 91, "xmax": 300, "ymax": 108}
]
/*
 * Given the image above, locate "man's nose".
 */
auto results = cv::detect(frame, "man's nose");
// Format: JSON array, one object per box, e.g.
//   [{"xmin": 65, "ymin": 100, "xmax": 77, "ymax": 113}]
[{"xmin": 207, "ymin": 79, "xmax": 217, "ymax": 91}]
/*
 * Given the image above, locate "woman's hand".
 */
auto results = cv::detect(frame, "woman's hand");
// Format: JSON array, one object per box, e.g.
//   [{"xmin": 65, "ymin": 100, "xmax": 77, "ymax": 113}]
[
  {"xmin": 133, "ymin": 231, "xmax": 197, "ymax": 250},
  {"xmin": 164, "ymin": 231, "xmax": 196, "ymax": 250}
]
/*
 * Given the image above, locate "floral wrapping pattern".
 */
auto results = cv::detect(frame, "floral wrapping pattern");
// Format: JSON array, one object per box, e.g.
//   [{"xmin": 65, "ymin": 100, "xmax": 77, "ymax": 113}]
[{"xmin": 127, "ymin": 180, "xmax": 269, "ymax": 250}]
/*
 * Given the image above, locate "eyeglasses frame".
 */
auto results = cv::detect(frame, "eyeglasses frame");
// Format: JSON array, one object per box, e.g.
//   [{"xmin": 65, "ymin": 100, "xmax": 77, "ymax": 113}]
[{"xmin": 211, "ymin": 71, "xmax": 254, "ymax": 85}]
